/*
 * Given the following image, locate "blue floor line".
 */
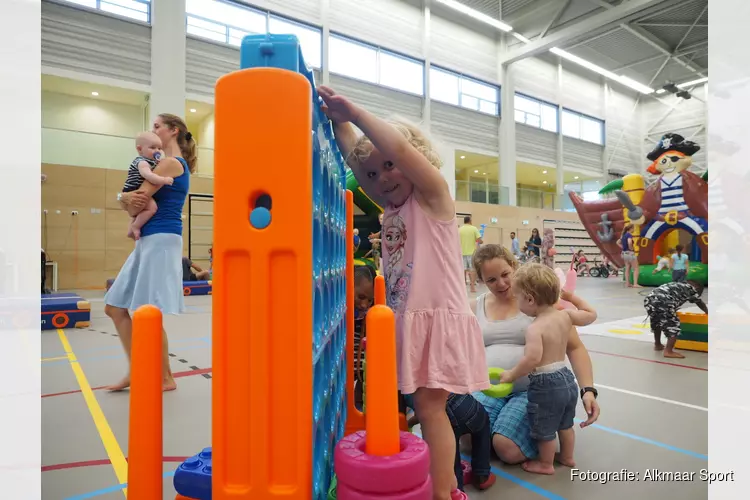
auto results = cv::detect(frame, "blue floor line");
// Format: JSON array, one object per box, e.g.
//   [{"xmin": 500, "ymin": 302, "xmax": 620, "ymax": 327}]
[
  {"xmin": 43, "ymin": 336, "xmax": 211, "ymax": 359},
  {"xmin": 460, "ymin": 453, "xmax": 567, "ymax": 499},
  {"xmin": 65, "ymin": 471, "xmax": 176, "ymax": 500},
  {"xmin": 575, "ymin": 419, "xmax": 708, "ymax": 460}
]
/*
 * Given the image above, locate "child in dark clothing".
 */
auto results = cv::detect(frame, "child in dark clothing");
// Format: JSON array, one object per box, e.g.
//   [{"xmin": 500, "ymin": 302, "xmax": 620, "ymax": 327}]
[
  {"xmin": 353, "ymin": 265, "xmax": 375, "ymax": 410},
  {"xmin": 404, "ymin": 394, "xmax": 496, "ymax": 492},
  {"xmin": 644, "ymin": 280, "xmax": 708, "ymax": 359}
]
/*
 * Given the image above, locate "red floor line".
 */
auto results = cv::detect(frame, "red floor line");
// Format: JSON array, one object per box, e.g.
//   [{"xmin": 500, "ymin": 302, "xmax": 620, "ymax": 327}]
[
  {"xmin": 587, "ymin": 349, "xmax": 708, "ymax": 371},
  {"xmin": 42, "ymin": 456, "xmax": 189, "ymax": 472},
  {"xmin": 41, "ymin": 367, "xmax": 212, "ymax": 398}
]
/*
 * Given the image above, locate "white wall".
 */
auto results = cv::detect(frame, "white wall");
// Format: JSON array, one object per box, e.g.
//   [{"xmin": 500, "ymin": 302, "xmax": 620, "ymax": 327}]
[
  {"xmin": 42, "ymin": 91, "xmax": 143, "ymax": 170},
  {"xmin": 196, "ymin": 113, "xmax": 215, "ymax": 177},
  {"xmin": 641, "ymin": 85, "xmax": 707, "ymax": 171}
]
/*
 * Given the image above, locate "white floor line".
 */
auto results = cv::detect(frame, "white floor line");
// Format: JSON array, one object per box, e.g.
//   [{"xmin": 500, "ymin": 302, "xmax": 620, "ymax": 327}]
[{"xmin": 597, "ymin": 383, "xmax": 708, "ymax": 412}]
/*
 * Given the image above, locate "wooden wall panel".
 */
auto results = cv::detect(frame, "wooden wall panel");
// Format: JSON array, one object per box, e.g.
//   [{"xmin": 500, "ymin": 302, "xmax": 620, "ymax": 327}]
[{"xmin": 42, "ymin": 163, "xmax": 216, "ymax": 289}]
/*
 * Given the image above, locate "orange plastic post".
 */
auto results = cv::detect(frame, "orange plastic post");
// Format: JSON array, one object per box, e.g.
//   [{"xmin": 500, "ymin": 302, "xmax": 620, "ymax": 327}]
[
  {"xmin": 127, "ymin": 304, "xmax": 163, "ymax": 500},
  {"xmin": 213, "ymin": 67, "xmax": 313, "ymax": 499},
  {"xmin": 364, "ymin": 305, "xmax": 400, "ymax": 456},
  {"xmin": 345, "ymin": 190, "xmax": 366, "ymax": 436},
  {"xmin": 374, "ymin": 275, "xmax": 386, "ymax": 306}
]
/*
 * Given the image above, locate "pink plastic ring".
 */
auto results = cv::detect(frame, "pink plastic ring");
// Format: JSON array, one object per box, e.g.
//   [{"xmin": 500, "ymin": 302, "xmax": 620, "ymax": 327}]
[
  {"xmin": 335, "ymin": 431, "xmax": 430, "ymax": 494},
  {"xmin": 336, "ymin": 477, "xmax": 432, "ymax": 499}
]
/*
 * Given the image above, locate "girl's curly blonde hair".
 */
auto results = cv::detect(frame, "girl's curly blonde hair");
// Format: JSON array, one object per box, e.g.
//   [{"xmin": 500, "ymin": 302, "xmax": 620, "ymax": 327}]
[{"xmin": 347, "ymin": 118, "xmax": 443, "ymax": 170}]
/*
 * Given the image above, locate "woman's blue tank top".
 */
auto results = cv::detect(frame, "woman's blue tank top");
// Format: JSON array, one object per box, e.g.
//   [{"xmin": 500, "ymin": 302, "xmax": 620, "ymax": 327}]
[
  {"xmin": 621, "ymin": 231, "xmax": 631, "ymax": 252},
  {"xmin": 141, "ymin": 157, "xmax": 190, "ymax": 237}
]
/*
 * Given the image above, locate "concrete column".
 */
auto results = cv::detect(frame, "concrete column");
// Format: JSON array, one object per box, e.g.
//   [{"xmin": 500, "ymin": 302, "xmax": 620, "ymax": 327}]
[
  {"xmin": 321, "ymin": 0, "xmax": 330, "ymax": 85},
  {"xmin": 422, "ymin": 1, "xmax": 431, "ymax": 130},
  {"xmin": 499, "ymin": 61, "xmax": 517, "ymax": 206},
  {"xmin": 556, "ymin": 59, "xmax": 564, "ymax": 206},
  {"xmin": 150, "ymin": 0, "xmax": 187, "ymax": 124},
  {"xmin": 438, "ymin": 142, "xmax": 456, "ymax": 200}
]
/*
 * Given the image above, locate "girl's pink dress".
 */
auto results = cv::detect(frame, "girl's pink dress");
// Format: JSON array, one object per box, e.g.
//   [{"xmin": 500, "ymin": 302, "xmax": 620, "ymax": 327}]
[{"xmin": 381, "ymin": 194, "xmax": 490, "ymax": 395}]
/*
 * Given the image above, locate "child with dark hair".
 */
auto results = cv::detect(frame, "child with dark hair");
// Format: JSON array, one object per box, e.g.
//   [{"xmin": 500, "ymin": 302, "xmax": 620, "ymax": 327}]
[
  {"xmin": 644, "ymin": 280, "xmax": 707, "ymax": 358},
  {"xmin": 353, "ymin": 265, "xmax": 375, "ymax": 409},
  {"xmin": 671, "ymin": 244, "xmax": 689, "ymax": 282}
]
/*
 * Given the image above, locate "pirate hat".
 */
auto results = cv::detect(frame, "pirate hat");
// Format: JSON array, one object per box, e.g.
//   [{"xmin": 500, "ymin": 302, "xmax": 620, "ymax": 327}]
[{"xmin": 647, "ymin": 133, "xmax": 700, "ymax": 161}]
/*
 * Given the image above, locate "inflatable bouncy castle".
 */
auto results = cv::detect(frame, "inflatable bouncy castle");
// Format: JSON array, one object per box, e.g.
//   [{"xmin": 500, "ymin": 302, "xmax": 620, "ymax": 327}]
[{"xmin": 569, "ymin": 133, "xmax": 708, "ymax": 286}]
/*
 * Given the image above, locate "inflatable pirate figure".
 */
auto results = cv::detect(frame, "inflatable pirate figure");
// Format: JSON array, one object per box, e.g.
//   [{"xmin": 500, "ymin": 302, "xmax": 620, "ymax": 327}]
[{"xmin": 621, "ymin": 133, "xmax": 708, "ymax": 265}]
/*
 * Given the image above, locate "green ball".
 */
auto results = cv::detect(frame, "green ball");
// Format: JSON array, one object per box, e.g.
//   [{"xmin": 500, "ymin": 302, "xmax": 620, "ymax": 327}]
[{"xmin": 482, "ymin": 367, "xmax": 513, "ymax": 398}]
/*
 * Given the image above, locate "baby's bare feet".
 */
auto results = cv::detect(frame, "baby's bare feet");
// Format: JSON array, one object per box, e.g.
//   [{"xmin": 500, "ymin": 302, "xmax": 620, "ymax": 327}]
[
  {"xmin": 555, "ymin": 453, "xmax": 576, "ymax": 467},
  {"xmin": 127, "ymin": 227, "xmax": 136, "ymax": 240},
  {"xmin": 522, "ymin": 460, "xmax": 555, "ymax": 475}
]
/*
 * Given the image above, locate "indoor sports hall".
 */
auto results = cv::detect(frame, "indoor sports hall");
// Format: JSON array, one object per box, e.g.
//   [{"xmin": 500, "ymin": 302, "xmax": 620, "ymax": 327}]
[{"xmin": 40, "ymin": 0, "xmax": 709, "ymax": 498}]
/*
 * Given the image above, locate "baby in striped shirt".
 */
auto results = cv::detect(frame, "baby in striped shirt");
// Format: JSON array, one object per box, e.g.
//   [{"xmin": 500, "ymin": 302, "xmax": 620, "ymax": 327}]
[{"xmin": 123, "ymin": 132, "xmax": 173, "ymax": 240}]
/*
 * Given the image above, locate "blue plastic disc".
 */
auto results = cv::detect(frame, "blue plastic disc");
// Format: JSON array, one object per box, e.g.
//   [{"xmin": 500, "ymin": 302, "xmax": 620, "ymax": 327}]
[{"xmin": 250, "ymin": 207, "xmax": 271, "ymax": 229}]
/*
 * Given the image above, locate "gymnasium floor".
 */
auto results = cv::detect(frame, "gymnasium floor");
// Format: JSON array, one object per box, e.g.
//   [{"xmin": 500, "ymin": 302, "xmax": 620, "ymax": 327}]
[{"xmin": 41, "ymin": 277, "xmax": 708, "ymax": 500}]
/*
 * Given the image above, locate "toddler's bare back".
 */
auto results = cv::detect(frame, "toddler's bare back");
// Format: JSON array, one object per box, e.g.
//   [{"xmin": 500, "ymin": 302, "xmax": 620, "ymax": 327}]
[{"xmin": 531, "ymin": 310, "xmax": 572, "ymax": 367}]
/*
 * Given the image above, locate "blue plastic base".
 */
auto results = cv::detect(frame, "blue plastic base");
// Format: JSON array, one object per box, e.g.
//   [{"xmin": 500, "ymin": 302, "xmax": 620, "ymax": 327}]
[{"xmin": 174, "ymin": 448, "xmax": 213, "ymax": 500}]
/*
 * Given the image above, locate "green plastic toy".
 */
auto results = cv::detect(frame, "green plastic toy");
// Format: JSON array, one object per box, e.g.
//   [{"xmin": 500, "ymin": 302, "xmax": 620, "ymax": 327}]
[{"xmin": 482, "ymin": 367, "xmax": 513, "ymax": 398}]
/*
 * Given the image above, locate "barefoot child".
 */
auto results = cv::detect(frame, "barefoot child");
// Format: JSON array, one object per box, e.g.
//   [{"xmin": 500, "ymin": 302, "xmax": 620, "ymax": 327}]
[
  {"xmin": 499, "ymin": 263, "xmax": 597, "ymax": 475},
  {"xmin": 320, "ymin": 85, "xmax": 489, "ymax": 500},
  {"xmin": 124, "ymin": 132, "xmax": 174, "ymax": 239},
  {"xmin": 644, "ymin": 280, "xmax": 707, "ymax": 358},
  {"xmin": 671, "ymin": 244, "xmax": 690, "ymax": 282}
]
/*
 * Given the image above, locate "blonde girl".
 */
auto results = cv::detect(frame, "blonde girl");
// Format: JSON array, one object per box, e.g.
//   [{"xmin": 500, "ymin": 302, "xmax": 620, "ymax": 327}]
[{"xmin": 319, "ymin": 86, "xmax": 489, "ymax": 500}]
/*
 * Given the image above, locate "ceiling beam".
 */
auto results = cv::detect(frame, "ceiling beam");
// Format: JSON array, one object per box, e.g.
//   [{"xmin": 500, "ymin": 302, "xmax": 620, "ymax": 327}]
[
  {"xmin": 611, "ymin": 40, "xmax": 707, "ymax": 71},
  {"xmin": 539, "ymin": 0, "xmax": 572, "ymax": 39},
  {"xmin": 499, "ymin": 0, "xmax": 681, "ymax": 65},
  {"xmin": 636, "ymin": 22, "xmax": 708, "ymax": 27}
]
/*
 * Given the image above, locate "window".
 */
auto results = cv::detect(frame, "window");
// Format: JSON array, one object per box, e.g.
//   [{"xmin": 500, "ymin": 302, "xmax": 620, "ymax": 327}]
[
  {"xmin": 514, "ymin": 94, "xmax": 557, "ymax": 132},
  {"xmin": 269, "ymin": 16, "xmax": 321, "ymax": 68},
  {"xmin": 61, "ymin": 0, "xmax": 150, "ymax": 23},
  {"xmin": 185, "ymin": 1, "xmax": 322, "ymax": 68},
  {"xmin": 561, "ymin": 109, "xmax": 604, "ymax": 145},
  {"xmin": 186, "ymin": 0, "xmax": 265, "ymax": 45},
  {"xmin": 329, "ymin": 36, "xmax": 378, "ymax": 83},
  {"xmin": 429, "ymin": 67, "xmax": 498, "ymax": 115},
  {"xmin": 329, "ymin": 35, "xmax": 424, "ymax": 95}
]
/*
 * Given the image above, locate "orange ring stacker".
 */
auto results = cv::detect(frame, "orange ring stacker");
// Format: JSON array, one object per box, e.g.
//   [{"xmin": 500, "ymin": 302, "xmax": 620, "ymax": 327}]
[
  {"xmin": 212, "ymin": 65, "xmax": 314, "ymax": 499},
  {"xmin": 364, "ymin": 302, "xmax": 400, "ymax": 457},
  {"xmin": 345, "ymin": 190, "xmax": 366, "ymax": 436},
  {"xmin": 128, "ymin": 304, "xmax": 163, "ymax": 500}
]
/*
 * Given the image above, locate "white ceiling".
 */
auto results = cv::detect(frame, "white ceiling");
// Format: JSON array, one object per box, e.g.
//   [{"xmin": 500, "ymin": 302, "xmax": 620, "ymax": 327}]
[{"xmin": 453, "ymin": 0, "xmax": 707, "ymax": 92}]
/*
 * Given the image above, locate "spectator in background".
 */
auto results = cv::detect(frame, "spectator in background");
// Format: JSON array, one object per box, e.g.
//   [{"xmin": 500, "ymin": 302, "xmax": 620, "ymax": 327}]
[
  {"xmin": 353, "ymin": 228, "xmax": 361, "ymax": 252},
  {"xmin": 459, "ymin": 216, "xmax": 483, "ymax": 293},
  {"xmin": 527, "ymin": 228, "xmax": 542, "ymax": 258},
  {"xmin": 510, "ymin": 231, "xmax": 520, "ymax": 258},
  {"xmin": 182, "ymin": 256, "xmax": 210, "ymax": 282}
]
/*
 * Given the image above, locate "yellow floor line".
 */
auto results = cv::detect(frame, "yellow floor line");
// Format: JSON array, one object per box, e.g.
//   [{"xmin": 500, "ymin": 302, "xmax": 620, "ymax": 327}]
[
  {"xmin": 41, "ymin": 355, "xmax": 68, "ymax": 362},
  {"xmin": 607, "ymin": 328, "xmax": 644, "ymax": 335},
  {"xmin": 56, "ymin": 329, "xmax": 128, "ymax": 497}
]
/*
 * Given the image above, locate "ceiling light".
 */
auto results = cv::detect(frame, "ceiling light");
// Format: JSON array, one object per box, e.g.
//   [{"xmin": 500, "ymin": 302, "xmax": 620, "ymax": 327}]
[
  {"xmin": 474, "ymin": 169, "xmax": 479, "ymax": 173},
  {"xmin": 190, "ymin": 108, "xmax": 197, "ymax": 113},
  {"xmin": 542, "ymin": 180, "xmax": 547, "ymax": 184},
  {"xmin": 460, "ymin": 155, "xmax": 466, "ymax": 159},
  {"xmin": 91, "ymin": 91, "xmax": 99, "ymax": 96},
  {"xmin": 434, "ymin": 0, "xmax": 512, "ymax": 32},
  {"xmin": 482, "ymin": 172, "xmax": 486, "ymax": 175},
  {"xmin": 513, "ymin": 33, "xmax": 531, "ymax": 44},
  {"xmin": 574, "ymin": 176, "xmax": 579, "ymax": 179},
  {"xmin": 550, "ymin": 47, "xmax": 654, "ymax": 94},
  {"xmin": 542, "ymin": 170, "xmax": 547, "ymax": 174}
]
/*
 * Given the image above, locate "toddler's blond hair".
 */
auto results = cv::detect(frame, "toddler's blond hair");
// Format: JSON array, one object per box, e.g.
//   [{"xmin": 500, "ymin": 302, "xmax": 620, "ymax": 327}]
[
  {"xmin": 512, "ymin": 263, "xmax": 560, "ymax": 307},
  {"xmin": 347, "ymin": 118, "xmax": 442, "ymax": 170}
]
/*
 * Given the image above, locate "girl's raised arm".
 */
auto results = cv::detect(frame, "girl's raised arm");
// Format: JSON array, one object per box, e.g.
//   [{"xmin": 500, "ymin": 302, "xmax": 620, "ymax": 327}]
[{"xmin": 353, "ymin": 109, "xmax": 450, "ymax": 210}]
